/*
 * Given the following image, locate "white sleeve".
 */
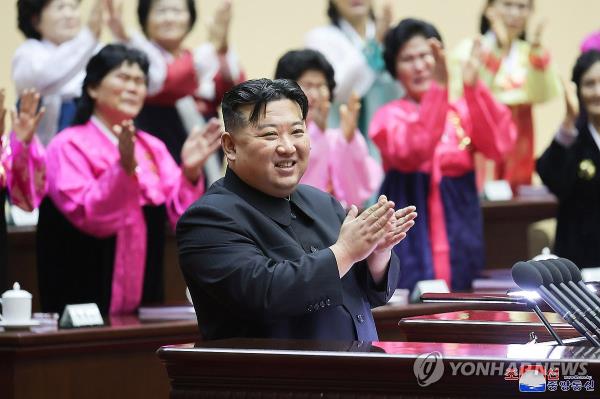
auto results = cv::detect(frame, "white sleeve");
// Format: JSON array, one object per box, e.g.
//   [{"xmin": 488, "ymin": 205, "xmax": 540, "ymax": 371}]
[
  {"xmin": 128, "ymin": 32, "xmax": 168, "ymax": 96},
  {"xmin": 12, "ymin": 28, "xmax": 98, "ymax": 96},
  {"xmin": 193, "ymin": 43, "xmax": 242, "ymax": 100},
  {"xmin": 305, "ymin": 27, "xmax": 375, "ymax": 102}
]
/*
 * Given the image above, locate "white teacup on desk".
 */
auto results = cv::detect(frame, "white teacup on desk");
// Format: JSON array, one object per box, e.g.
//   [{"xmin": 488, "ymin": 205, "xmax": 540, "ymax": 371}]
[{"xmin": 0, "ymin": 282, "xmax": 32, "ymax": 323}]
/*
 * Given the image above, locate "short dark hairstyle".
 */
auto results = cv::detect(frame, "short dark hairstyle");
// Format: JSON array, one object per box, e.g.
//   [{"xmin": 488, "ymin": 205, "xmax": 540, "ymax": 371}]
[
  {"xmin": 72, "ymin": 44, "xmax": 150, "ymax": 126},
  {"xmin": 326, "ymin": 0, "xmax": 374, "ymax": 26},
  {"xmin": 572, "ymin": 50, "xmax": 600, "ymax": 127},
  {"xmin": 479, "ymin": 0, "xmax": 532, "ymax": 41},
  {"xmin": 221, "ymin": 79, "xmax": 309, "ymax": 134},
  {"xmin": 137, "ymin": 0, "xmax": 197, "ymax": 36},
  {"xmin": 383, "ymin": 18, "xmax": 443, "ymax": 78},
  {"xmin": 274, "ymin": 49, "xmax": 337, "ymax": 100},
  {"xmin": 17, "ymin": 0, "xmax": 81, "ymax": 40}
]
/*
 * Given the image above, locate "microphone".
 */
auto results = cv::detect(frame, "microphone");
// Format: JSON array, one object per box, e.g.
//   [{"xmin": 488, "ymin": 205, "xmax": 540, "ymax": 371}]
[
  {"xmin": 549, "ymin": 259, "xmax": 600, "ymax": 329},
  {"xmin": 559, "ymin": 258, "xmax": 600, "ymax": 310},
  {"xmin": 512, "ymin": 261, "xmax": 600, "ymax": 346},
  {"xmin": 541, "ymin": 259, "xmax": 600, "ymax": 333},
  {"xmin": 529, "ymin": 260, "xmax": 600, "ymax": 336}
]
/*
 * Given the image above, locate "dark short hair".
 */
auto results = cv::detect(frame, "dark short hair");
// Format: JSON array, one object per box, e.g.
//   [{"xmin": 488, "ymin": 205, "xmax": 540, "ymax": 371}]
[
  {"xmin": 572, "ymin": 50, "xmax": 600, "ymax": 127},
  {"xmin": 479, "ymin": 0, "xmax": 532, "ymax": 40},
  {"xmin": 72, "ymin": 44, "xmax": 150, "ymax": 126},
  {"xmin": 274, "ymin": 49, "xmax": 336, "ymax": 100},
  {"xmin": 221, "ymin": 79, "xmax": 309, "ymax": 134},
  {"xmin": 137, "ymin": 0, "xmax": 197, "ymax": 36},
  {"xmin": 383, "ymin": 18, "xmax": 443, "ymax": 78},
  {"xmin": 17, "ymin": 0, "xmax": 81, "ymax": 40},
  {"xmin": 326, "ymin": 0, "xmax": 374, "ymax": 26}
]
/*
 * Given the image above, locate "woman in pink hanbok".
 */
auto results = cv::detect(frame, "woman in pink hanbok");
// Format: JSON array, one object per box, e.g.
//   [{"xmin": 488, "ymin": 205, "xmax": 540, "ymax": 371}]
[
  {"xmin": 369, "ymin": 19, "xmax": 516, "ymax": 291},
  {"xmin": 0, "ymin": 89, "xmax": 46, "ymax": 289},
  {"xmin": 36, "ymin": 44, "xmax": 222, "ymax": 315},
  {"xmin": 274, "ymin": 49, "xmax": 383, "ymax": 208}
]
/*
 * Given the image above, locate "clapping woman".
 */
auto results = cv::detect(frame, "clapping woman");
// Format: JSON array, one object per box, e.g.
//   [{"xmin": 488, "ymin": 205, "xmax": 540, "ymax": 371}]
[
  {"xmin": 537, "ymin": 51, "xmax": 600, "ymax": 269},
  {"xmin": 35, "ymin": 44, "xmax": 221, "ymax": 315},
  {"xmin": 369, "ymin": 19, "xmax": 516, "ymax": 291},
  {"xmin": 305, "ymin": 0, "xmax": 402, "ymax": 153},
  {"xmin": 13, "ymin": 0, "xmax": 103, "ymax": 145},
  {"xmin": 106, "ymin": 0, "xmax": 244, "ymax": 164},
  {"xmin": 450, "ymin": 0, "xmax": 560, "ymax": 192},
  {"xmin": 0, "ymin": 89, "xmax": 46, "ymax": 289}
]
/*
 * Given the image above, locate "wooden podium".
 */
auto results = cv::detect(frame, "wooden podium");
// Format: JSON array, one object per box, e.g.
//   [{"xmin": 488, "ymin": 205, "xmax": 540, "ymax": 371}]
[{"xmin": 158, "ymin": 338, "xmax": 600, "ymax": 398}]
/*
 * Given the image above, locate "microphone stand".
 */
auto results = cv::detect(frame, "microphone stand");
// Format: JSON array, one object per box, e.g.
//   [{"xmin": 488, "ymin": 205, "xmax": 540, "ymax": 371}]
[{"xmin": 526, "ymin": 299, "xmax": 565, "ymax": 346}]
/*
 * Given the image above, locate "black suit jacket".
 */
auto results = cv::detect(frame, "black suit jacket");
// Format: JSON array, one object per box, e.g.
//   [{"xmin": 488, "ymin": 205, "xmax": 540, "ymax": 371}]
[
  {"xmin": 537, "ymin": 120, "xmax": 600, "ymax": 268},
  {"xmin": 177, "ymin": 168, "xmax": 399, "ymax": 341}
]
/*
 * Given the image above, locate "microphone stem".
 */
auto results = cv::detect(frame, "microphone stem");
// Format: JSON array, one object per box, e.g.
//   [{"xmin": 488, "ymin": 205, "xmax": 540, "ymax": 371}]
[{"xmin": 528, "ymin": 302, "xmax": 564, "ymax": 345}]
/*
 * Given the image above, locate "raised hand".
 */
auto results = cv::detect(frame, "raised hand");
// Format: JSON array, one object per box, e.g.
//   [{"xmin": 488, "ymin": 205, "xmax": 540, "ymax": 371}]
[
  {"xmin": 463, "ymin": 36, "xmax": 483, "ymax": 87},
  {"xmin": 114, "ymin": 120, "xmax": 137, "ymax": 175},
  {"xmin": 181, "ymin": 118, "xmax": 223, "ymax": 184},
  {"xmin": 372, "ymin": 205, "xmax": 417, "ymax": 254},
  {"xmin": 375, "ymin": 0, "xmax": 393, "ymax": 44},
  {"xmin": 429, "ymin": 38, "xmax": 448, "ymax": 88},
  {"xmin": 88, "ymin": 0, "xmax": 104, "ymax": 39},
  {"xmin": 11, "ymin": 89, "xmax": 45, "ymax": 144},
  {"xmin": 340, "ymin": 92, "xmax": 361, "ymax": 142},
  {"xmin": 207, "ymin": 0, "xmax": 232, "ymax": 52},
  {"xmin": 331, "ymin": 196, "xmax": 396, "ymax": 277},
  {"xmin": 0, "ymin": 89, "xmax": 6, "ymax": 136},
  {"xmin": 485, "ymin": 6, "xmax": 509, "ymax": 51},
  {"xmin": 105, "ymin": 0, "xmax": 129, "ymax": 42},
  {"xmin": 531, "ymin": 19, "xmax": 546, "ymax": 48},
  {"xmin": 561, "ymin": 77, "xmax": 579, "ymax": 133}
]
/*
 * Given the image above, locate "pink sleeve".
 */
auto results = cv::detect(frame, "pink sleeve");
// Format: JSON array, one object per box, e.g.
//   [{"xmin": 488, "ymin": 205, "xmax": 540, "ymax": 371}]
[
  {"xmin": 369, "ymin": 83, "xmax": 449, "ymax": 171},
  {"xmin": 6, "ymin": 133, "xmax": 46, "ymax": 211},
  {"xmin": 462, "ymin": 81, "xmax": 517, "ymax": 161},
  {"xmin": 328, "ymin": 128, "xmax": 383, "ymax": 206},
  {"xmin": 152, "ymin": 142, "xmax": 205, "ymax": 228},
  {"xmin": 46, "ymin": 140, "xmax": 139, "ymax": 237}
]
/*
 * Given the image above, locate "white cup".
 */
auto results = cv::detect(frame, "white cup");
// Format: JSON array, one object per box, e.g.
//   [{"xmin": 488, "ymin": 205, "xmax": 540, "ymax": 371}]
[{"xmin": 0, "ymin": 282, "xmax": 32, "ymax": 323}]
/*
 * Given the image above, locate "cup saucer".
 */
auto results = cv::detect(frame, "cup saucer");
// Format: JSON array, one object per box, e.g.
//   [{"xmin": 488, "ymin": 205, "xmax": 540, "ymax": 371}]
[{"xmin": 0, "ymin": 319, "xmax": 41, "ymax": 330}]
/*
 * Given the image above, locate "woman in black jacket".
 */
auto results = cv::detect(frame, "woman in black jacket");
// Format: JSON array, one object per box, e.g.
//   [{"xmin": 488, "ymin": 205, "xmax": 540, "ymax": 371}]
[{"xmin": 537, "ymin": 50, "xmax": 600, "ymax": 268}]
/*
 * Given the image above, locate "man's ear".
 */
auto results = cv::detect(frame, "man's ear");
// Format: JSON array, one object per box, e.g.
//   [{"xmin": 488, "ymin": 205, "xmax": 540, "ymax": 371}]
[{"xmin": 221, "ymin": 132, "xmax": 236, "ymax": 162}]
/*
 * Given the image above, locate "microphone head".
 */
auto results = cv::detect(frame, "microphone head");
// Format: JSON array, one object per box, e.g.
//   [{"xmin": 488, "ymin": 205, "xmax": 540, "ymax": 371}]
[
  {"xmin": 549, "ymin": 259, "xmax": 573, "ymax": 282},
  {"xmin": 542, "ymin": 260, "xmax": 565, "ymax": 284},
  {"xmin": 560, "ymin": 258, "xmax": 583, "ymax": 282},
  {"xmin": 512, "ymin": 261, "xmax": 544, "ymax": 290},
  {"xmin": 528, "ymin": 260, "xmax": 555, "ymax": 286}
]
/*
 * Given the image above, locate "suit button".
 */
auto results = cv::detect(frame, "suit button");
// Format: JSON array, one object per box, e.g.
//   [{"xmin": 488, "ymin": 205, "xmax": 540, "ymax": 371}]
[
  {"xmin": 307, "ymin": 304, "xmax": 313, "ymax": 312},
  {"xmin": 290, "ymin": 211, "xmax": 297, "ymax": 219},
  {"xmin": 310, "ymin": 246, "xmax": 318, "ymax": 253},
  {"xmin": 319, "ymin": 300, "xmax": 325, "ymax": 308},
  {"xmin": 326, "ymin": 298, "xmax": 331, "ymax": 306},
  {"xmin": 356, "ymin": 314, "xmax": 364, "ymax": 323}
]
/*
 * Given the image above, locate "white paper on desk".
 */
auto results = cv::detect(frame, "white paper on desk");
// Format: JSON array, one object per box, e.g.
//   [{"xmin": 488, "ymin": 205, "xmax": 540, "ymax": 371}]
[
  {"xmin": 483, "ymin": 180, "xmax": 513, "ymax": 201},
  {"xmin": 10, "ymin": 205, "xmax": 38, "ymax": 226},
  {"xmin": 582, "ymin": 267, "xmax": 600, "ymax": 282}
]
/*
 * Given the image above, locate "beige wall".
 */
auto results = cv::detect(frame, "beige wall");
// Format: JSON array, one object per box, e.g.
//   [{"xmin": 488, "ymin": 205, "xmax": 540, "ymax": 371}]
[{"xmin": 1, "ymin": 0, "xmax": 599, "ymax": 158}]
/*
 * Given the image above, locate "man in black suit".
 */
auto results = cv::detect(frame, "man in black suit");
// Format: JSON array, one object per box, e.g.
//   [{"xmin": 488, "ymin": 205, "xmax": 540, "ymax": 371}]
[{"xmin": 177, "ymin": 78, "xmax": 416, "ymax": 341}]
